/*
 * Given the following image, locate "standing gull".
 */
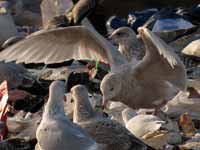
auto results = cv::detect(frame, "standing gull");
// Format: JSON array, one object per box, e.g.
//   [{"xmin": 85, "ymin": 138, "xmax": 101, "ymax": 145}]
[
  {"xmin": 36, "ymin": 81, "xmax": 103, "ymax": 150},
  {"xmin": 71, "ymin": 85, "xmax": 150, "ymax": 150},
  {"xmin": 0, "ymin": 26, "xmax": 186, "ymax": 109},
  {"xmin": 109, "ymin": 27, "xmax": 145, "ymax": 62},
  {"xmin": 101, "ymin": 27, "xmax": 186, "ymax": 109}
]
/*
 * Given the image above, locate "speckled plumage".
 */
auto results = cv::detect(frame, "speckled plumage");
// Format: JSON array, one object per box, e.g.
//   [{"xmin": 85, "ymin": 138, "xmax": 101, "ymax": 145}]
[
  {"xmin": 0, "ymin": 26, "xmax": 186, "ymax": 110},
  {"xmin": 109, "ymin": 27, "xmax": 145, "ymax": 62},
  {"xmin": 71, "ymin": 85, "xmax": 149, "ymax": 150},
  {"xmin": 101, "ymin": 27, "xmax": 187, "ymax": 110}
]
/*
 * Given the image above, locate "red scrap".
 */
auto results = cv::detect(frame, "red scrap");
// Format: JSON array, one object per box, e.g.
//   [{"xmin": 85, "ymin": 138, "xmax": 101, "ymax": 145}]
[{"xmin": 0, "ymin": 81, "xmax": 9, "ymax": 140}]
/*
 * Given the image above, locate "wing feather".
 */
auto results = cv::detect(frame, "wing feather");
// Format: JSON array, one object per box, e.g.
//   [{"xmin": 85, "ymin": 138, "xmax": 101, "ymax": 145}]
[
  {"xmin": 0, "ymin": 26, "xmax": 126, "ymax": 69},
  {"xmin": 134, "ymin": 28, "xmax": 186, "ymax": 90}
]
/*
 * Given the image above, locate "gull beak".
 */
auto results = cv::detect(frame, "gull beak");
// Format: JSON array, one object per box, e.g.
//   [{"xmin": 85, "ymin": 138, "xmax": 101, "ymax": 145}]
[
  {"xmin": 108, "ymin": 34, "xmax": 113, "ymax": 40},
  {"xmin": 137, "ymin": 27, "xmax": 145, "ymax": 35}
]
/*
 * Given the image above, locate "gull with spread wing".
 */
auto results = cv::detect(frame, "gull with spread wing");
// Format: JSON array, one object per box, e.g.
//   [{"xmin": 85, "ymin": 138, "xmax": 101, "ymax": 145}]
[{"xmin": 0, "ymin": 26, "xmax": 186, "ymax": 109}]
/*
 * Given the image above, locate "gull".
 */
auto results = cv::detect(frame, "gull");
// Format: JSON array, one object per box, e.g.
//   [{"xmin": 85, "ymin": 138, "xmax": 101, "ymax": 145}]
[
  {"xmin": 101, "ymin": 27, "xmax": 186, "ymax": 109},
  {"xmin": 1, "ymin": 0, "xmax": 97, "ymax": 48},
  {"xmin": 109, "ymin": 27, "xmax": 145, "ymax": 62},
  {"xmin": 0, "ymin": 26, "xmax": 186, "ymax": 109},
  {"xmin": 71, "ymin": 84, "xmax": 150, "ymax": 150},
  {"xmin": 36, "ymin": 81, "xmax": 103, "ymax": 150}
]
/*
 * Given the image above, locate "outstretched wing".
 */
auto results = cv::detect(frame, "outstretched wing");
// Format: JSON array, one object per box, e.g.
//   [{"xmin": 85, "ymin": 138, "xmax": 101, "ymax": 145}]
[
  {"xmin": 133, "ymin": 27, "xmax": 186, "ymax": 90},
  {"xmin": 0, "ymin": 26, "xmax": 126, "ymax": 70}
]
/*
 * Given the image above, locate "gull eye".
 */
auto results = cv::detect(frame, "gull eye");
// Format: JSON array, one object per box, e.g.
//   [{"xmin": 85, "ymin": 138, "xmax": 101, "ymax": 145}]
[
  {"xmin": 110, "ymin": 87, "xmax": 114, "ymax": 91},
  {"xmin": 116, "ymin": 32, "xmax": 127, "ymax": 37},
  {"xmin": 71, "ymin": 98, "xmax": 74, "ymax": 103},
  {"xmin": 116, "ymin": 32, "xmax": 123, "ymax": 36}
]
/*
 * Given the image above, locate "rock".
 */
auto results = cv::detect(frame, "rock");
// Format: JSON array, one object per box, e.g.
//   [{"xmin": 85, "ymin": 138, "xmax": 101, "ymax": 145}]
[
  {"xmin": 179, "ymin": 133, "xmax": 200, "ymax": 150},
  {"xmin": 163, "ymin": 85, "xmax": 200, "ymax": 120},
  {"xmin": 125, "ymin": 114, "xmax": 168, "ymax": 149},
  {"xmin": 151, "ymin": 8, "xmax": 196, "ymax": 42},
  {"xmin": 169, "ymin": 29, "xmax": 200, "ymax": 52},
  {"xmin": 125, "ymin": 114, "xmax": 181, "ymax": 149},
  {"xmin": 0, "ymin": 137, "xmax": 36, "ymax": 150},
  {"xmin": 182, "ymin": 39, "xmax": 200, "ymax": 57},
  {"xmin": 128, "ymin": 8, "xmax": 158, "ymax": 32}
]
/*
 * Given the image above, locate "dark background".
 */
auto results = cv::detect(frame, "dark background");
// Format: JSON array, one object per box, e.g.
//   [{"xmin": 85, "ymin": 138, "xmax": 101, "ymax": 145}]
[
  {"xmin": 98, "ymin": 0, "xmax": 199, "ymax": 17},
  {"xmin": 89, "ymin": 0, "xmax": 199, "ymax": 34}
]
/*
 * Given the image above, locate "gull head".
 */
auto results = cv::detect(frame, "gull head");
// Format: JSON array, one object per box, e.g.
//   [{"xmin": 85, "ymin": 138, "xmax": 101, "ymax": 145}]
[
  {"xmin": 109, "ymin": 27, "xmax": 138, "ymax": 46},
  {"xmin": 71, "ymin": 85, "xmax": 88, "ymax": 101},
  {"xmin": 45, "ymin": 81, "xmax": 66, "ymax": 115},
  {"xmin": 100, "ymin": 73, "xmax": 122, "ymax": 107}
]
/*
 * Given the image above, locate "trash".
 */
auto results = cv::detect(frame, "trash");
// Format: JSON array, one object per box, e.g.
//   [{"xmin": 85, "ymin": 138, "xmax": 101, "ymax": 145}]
[
  {"xmin": 126, "ymin": 114, "xmax": 168, "ymax": 149},
  {"xmin": 0, "ymin": 137, "xmax": 36, "ymax": 150},
  {"xmin": 0, "ymin": 1, "xmax": 199, "ymax": 149},
  {"xmin": 0, "ymin": 81, "xmax": 9, "ymax": 140},
  {"xmin": 182, "ymin": 39, "xmax": 200, "ymax": 57},
  {"xmin": 149, "ymin": 8, "xmax": 196, "ymax": 42},
  {"xmin": 179, "ymin": 133, "xmax": 200, "ymax": 150},
  {"xmin": 179, "ymin": 113, "xmax": 196, "ymax": 137},
  {"xmin": 128, "ymin": 8, "xmax": 158, "ymax": 32},
  {"xmin": 163, "ymin": 83, "xmax": 200, "ymax": 120}
]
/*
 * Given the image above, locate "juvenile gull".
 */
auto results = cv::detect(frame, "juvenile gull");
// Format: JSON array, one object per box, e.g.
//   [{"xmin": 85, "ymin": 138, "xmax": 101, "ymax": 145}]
[
  {"xmin": 101, "ymin": 27, "xmax": 186, "ymax": 109},
  {"xmin": 109, "ymin": 27, "xmax": 145, "ymax": 62},
  {"xmin": 0, "ymin": 26, "xmax": 186, "ymax": 109},
  {"xmin": 71, "ymin": 85, "xmax": 150, "ymax": 150},
  {"xmin": 36, "ymin": 81, "xmax": 103, "ymax": 150},
  {"xmin": 0, "ymin": 26, "xmax": 126, "ymax": 68}
]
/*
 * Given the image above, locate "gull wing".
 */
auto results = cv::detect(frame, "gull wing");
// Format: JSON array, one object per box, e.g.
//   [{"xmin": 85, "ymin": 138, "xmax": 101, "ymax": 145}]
[
  {"xmin": 0, "ymin": 26, "xmax": 126, "ymax": 70},
  {"xmin": 133, "ymin": 28, "xmax": 186, "ymax": 90}
]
